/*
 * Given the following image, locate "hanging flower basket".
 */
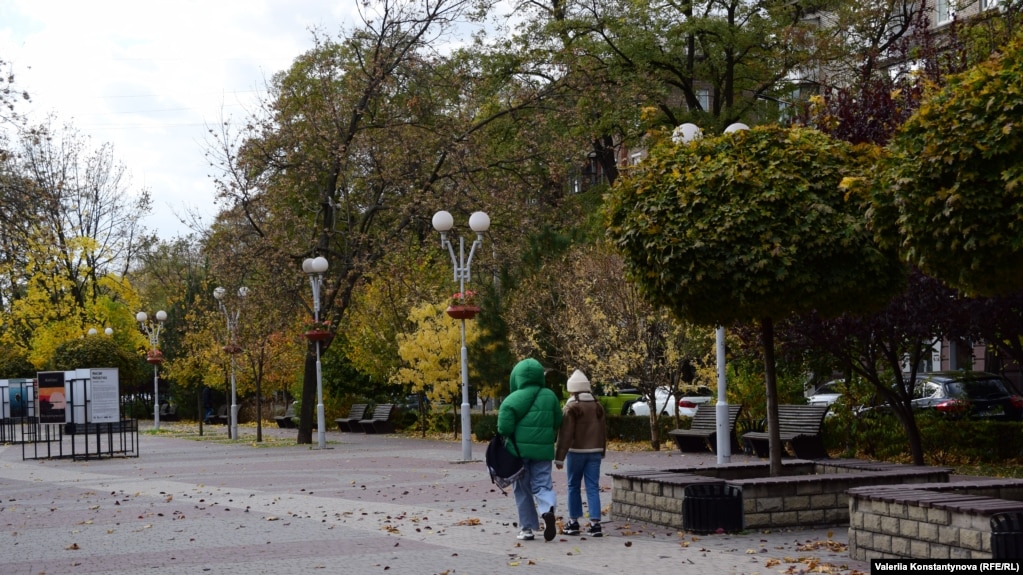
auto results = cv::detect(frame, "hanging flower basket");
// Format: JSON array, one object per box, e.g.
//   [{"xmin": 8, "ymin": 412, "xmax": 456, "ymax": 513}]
[
  {"xmin": 222, "ymin": 344, "xmax": 243, "ymax": 355},
  {"xmin": 446, "ymin": 305, "xmax": 481, "ymax": 320},
  {"xmin": 304, "ymin": 330, "xmax": 333, "ymax": 342},
  {"xmin": 146, "ymin": 349, "xmax": 164, "ymax": 365}
]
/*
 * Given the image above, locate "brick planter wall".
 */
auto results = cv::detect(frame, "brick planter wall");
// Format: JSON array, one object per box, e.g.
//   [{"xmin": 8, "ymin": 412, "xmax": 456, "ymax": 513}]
[
  {"xmin": 847, "ymin": 481, "xmax": 1023, "ymax": 560},
  {"xmin": 609, "ymin": 460, "xmax": 951, "ymax": 531}
]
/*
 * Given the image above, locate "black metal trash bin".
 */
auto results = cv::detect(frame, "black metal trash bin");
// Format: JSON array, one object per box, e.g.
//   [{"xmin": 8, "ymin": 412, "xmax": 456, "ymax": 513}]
[
  {"xmin": 682, "ymin": 483, "xmax": 743, "ymax": 534},
  {"xmin": 991, "ymin": 512, "xmax": 1023, "ymax": 559}
]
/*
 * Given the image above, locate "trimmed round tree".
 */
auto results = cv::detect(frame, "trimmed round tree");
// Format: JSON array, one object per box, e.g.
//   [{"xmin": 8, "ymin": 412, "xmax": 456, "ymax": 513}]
[
  {"xmin": 879, "ymin": 35, "xmax": 1023, "ymax": 296},
  {"xmin": 605, "ymin": 125, "xmax": 904, "ymax": 474}
]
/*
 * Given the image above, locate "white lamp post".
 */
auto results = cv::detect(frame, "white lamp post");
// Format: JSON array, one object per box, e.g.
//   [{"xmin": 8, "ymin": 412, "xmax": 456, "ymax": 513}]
[
  {"xmin": 136, "ymin": 310, "xmax": 167, "ymax": 430},
  {"xmin": 302, "ymin": 256, "xmax": 329, "ymax": 450},
  {"xmin": 432, "ymin": 209, "xmax": 490, "ymax": 462},
  {"xmin": 214, "ymin": 286, "xmax": 249, "ymax": 440},
  {"xmin": 673, "ymin": 121, "xmax": 749, "ymax": 464}
]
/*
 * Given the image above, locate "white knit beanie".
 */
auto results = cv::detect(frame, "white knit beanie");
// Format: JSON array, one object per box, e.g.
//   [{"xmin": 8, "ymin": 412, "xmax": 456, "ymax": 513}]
[{"xmin": 566, "ymin": 369, "xmax": 591, "ymax": 394}]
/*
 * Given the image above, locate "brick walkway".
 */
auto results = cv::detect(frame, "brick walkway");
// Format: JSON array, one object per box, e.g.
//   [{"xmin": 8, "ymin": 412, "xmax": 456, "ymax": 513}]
[{"xmin": 0, "ymin": 423, "xmax": 870, "ymax": 574}]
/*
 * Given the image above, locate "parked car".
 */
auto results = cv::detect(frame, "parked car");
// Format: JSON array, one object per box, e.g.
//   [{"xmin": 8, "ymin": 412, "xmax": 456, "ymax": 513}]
[
  {"xmin": 677, "ymin": 386, "xmax": 715, "ymax": 417},
  {"xmin": 572, "ymin": 382, "xmax": 642, "ymax": 416},
  {"xmin": 808, "ymin": 380, "xmax": 844, "ymax": 407},
  {"xmin": 628, "ymin": 387, "xmax": 675, "ymax": 416},
  {"xmin": 909, "ymin": 371, "xmax": 1023, "ymax": 420},
  {"xmin": 628, "ymin": 385, "xmax": 714, "ymax": 417}
]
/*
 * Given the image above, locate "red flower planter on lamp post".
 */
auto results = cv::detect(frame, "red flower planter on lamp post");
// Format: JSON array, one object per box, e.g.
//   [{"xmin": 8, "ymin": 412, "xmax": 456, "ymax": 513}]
[{"xmin": 445, "ymin": 305, "xmax": 481, "ymax": 320}]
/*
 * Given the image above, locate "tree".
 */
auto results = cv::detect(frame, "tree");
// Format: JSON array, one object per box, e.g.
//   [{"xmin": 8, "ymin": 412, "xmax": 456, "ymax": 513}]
[
  {"xmin": 506, "ymin": 0, "xmax": 827, "ymax": 181},
  {"xmin": 876, "ymin": 32, "xmax": 1023, "ymax": 297},
  {"xmin": 52, "ymin": 333, "xmax": 141, "ymax": 383},
  {"xmin": 605, "ymin": 124, "xmax": 905, "ymax": 474},
  {"xmin": 546, "ymin": 243, "xmax": 714, "ymax": 449},
  {"xmin": 212, "ymin": 0, "xmax": 570, "ymax": 443},
  {"xmin": 782, "ymin": 270, "xmax": 965, "ymax": 464},
  {"xmin": 0, "ymin": 119, "xmax": 153, "ymax": 384},
  {"xmin": 393, "ymin": 301, "xmax": 480, "ymax": 429}
]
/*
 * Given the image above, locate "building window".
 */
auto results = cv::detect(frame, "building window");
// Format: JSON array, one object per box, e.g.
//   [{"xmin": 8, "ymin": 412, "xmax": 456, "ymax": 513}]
[
  {"xmin": 697, "ymin": 89, "xmax": 711, "ymax": 112},
  {"xmin": 936, "ymin": 0, "xmax": 953, "ymax": 24}
]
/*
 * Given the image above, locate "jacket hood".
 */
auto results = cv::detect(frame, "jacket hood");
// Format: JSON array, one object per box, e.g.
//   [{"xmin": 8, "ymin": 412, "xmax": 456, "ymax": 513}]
[{"xmin": 509, "ymin": 358, "xmax": 546, "ymax": 393}]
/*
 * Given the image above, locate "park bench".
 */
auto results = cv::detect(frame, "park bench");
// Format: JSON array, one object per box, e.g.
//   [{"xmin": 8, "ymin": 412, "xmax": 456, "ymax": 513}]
[
  {"xmin": 359, "ymin": 404, "xmax": 396, "ymax": 434},
  {"xmin": 335, "ymin": 403, "xmax": 371, "ymax": 432},
  {"xmin": 159, "ymin": 402, "xmax": 178, "ymax": 421},
  {"xmin": 741, "ymin": 404, "xmax": 829, "ymax": 459},
  {"xmin": 668, "ymin": 404, "xmax": 743, "ymax": 453},
  {"xmin": 211, "ymin": 405, "xmax": 229, "ymax": 425},
  {"xmin": 275, "ymin": 402, "xmax": 297, "ymax": 429}
]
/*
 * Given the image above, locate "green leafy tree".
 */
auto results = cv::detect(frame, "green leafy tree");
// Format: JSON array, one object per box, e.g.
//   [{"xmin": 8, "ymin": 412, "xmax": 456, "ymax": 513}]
[
  {"xmin": 506, "ymin": 0, "xmax": 826, "ymax": 177},
  {"xmin": 51, "ymin": 333, "xmax": 141, "ymax": 382},
  {"xmin": 876, "ymin": 33, "xmax": 1023, "ymax": 297},
  {"xmin": 211, "ymin": 1, "xmax": 563, "ymax": 443},
  {"xmin": 606, "ymin": 125, "xmax": 904, "ymax": 475}
]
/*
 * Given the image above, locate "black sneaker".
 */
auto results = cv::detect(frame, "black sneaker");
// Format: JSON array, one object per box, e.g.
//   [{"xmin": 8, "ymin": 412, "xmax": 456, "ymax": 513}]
[
  {"xmin": 542, "ymin": 507, "xmax": 557, "ymax": 541},
  {"xmin": 587, "ymin": 522, "xmax": 602, "ymax": 537},
  {"xmin": 563, "ymin": 520, "xmax": 580, "ymax": 535}
]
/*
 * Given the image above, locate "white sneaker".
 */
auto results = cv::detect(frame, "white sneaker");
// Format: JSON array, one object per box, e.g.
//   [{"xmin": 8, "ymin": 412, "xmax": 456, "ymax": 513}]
[{"xmin": 517, "ymin": 528, "xmax": 535, "ymax": 541}]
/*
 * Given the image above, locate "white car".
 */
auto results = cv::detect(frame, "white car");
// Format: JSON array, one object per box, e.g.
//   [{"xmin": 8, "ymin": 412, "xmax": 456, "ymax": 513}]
[
  {"xmin": 677, "ymin": 386, "xmax": 715, "ymax": 417},
  {"xmin": 629, "ymin": 386, "xmax": 714, "ymax": 417},
  {"xmin": 808, "ymin": 380, "xmax": 844, "ymax": 407}
]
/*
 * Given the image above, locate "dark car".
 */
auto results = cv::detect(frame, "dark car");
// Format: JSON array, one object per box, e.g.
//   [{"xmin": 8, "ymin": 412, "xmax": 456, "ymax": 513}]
[{"xmin": 911, "ymin": 371, "xmax": 1023, "ymax": 420}]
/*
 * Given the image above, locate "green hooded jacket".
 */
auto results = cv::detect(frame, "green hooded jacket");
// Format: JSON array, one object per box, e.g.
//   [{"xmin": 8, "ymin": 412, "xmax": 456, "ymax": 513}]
[{"xmin": 497, "ymin": 358, "xmax": 563, "ymax": 460}]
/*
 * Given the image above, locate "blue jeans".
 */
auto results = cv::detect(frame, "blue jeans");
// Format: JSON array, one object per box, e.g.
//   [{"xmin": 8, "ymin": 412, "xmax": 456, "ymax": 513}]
[
  {"xmin": 513, "ymin": 459, "xmax": 556, "ymax": 530},
  {"xmin": 565, "ymin": 451, "xmax": 602, "ymax": 522}
]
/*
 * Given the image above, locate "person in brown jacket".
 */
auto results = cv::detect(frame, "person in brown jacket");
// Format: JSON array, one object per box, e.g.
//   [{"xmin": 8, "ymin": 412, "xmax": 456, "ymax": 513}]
[{"xmin": 554, "ymin": 369, "xmax": 607, "ymax": 537}]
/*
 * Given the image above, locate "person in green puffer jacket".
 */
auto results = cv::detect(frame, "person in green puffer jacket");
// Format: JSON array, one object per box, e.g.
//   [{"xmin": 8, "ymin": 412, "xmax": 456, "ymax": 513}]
[{"xmin": 497, "ymin": 358, "xmax": 563, "ymax": 542}]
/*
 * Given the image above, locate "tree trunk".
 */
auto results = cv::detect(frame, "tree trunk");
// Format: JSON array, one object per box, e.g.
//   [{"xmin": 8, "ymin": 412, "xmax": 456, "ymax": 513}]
[
  {"xmin": 760, "ymin": 317, "xmax": 783, "ymax": 476},
  {"xmin": 894, "ymin": 406, "xmax": 926, "ymax": 465},
  {"xmin": 648, "ymin": 412, "xmax": 661, "ymax": 451},
  {"xmin": 297, "ymin": 344, "xmax": 317, "ymax": 444}
]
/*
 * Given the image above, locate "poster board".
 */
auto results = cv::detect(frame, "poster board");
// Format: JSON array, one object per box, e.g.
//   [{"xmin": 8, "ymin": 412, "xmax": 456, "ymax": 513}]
[
  {"xmin": 5, "ymin": 378, "xmax": 33, "ymax": 418},
  {"xmin": 89, "ymin": 368, "xmax": 119, "ymax": 423},
  {"xmin": 37, "ymin": 371, "xmax": 66, "ymax": 423}
]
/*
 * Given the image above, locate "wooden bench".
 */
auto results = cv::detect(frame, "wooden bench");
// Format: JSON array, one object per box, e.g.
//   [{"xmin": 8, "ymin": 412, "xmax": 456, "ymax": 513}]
[
  {"xmin": 335, "ymin": 403, "xmax": 370, "ymax": 432},
  {"xmin": 741, "ymin": 404, "xmax": 829, "ymax": 459},
  {"xmin": 159, "ymin": 402, "xmax": 179, "ymax": 421},
  {"xmin": 359, "ymin": 404, "xmax": 396, "ymax": 434},
  {"xmin": 211, "ymin": 405, "xmax": 229, "ymax": 425},
  {"xmin": 668, "ymin": 404, "xmax": 742, "ymax": 453},
  {"xmin": 275, "ymin": 402, "xmax": 297, "ymax": 429}
]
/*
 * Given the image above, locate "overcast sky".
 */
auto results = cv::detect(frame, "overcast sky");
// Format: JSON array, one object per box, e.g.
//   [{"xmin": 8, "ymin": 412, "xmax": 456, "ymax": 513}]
[{"xmin": 0, "ymin": 1, "xmax": 364, "ymax": 240}]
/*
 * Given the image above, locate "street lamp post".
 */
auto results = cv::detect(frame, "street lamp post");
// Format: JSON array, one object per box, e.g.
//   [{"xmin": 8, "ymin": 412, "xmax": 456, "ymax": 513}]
[
  {"xmin": 214, "ymin": 286, "xmax": 249, "ymax": 440},
  {"xmin": 672, "ymin": 121, "xmax": 749, "ymax": 464},
  {"xmin": 136, "ymin": 310, "xmax": 167, "ymax": 430},
  {"xmin": 302, "ymin": 256, "xmax": 329, "ymax": 450},
  {"xmin": 432, "ymin": 210, "xmax": 490, "ymax": 462}
]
